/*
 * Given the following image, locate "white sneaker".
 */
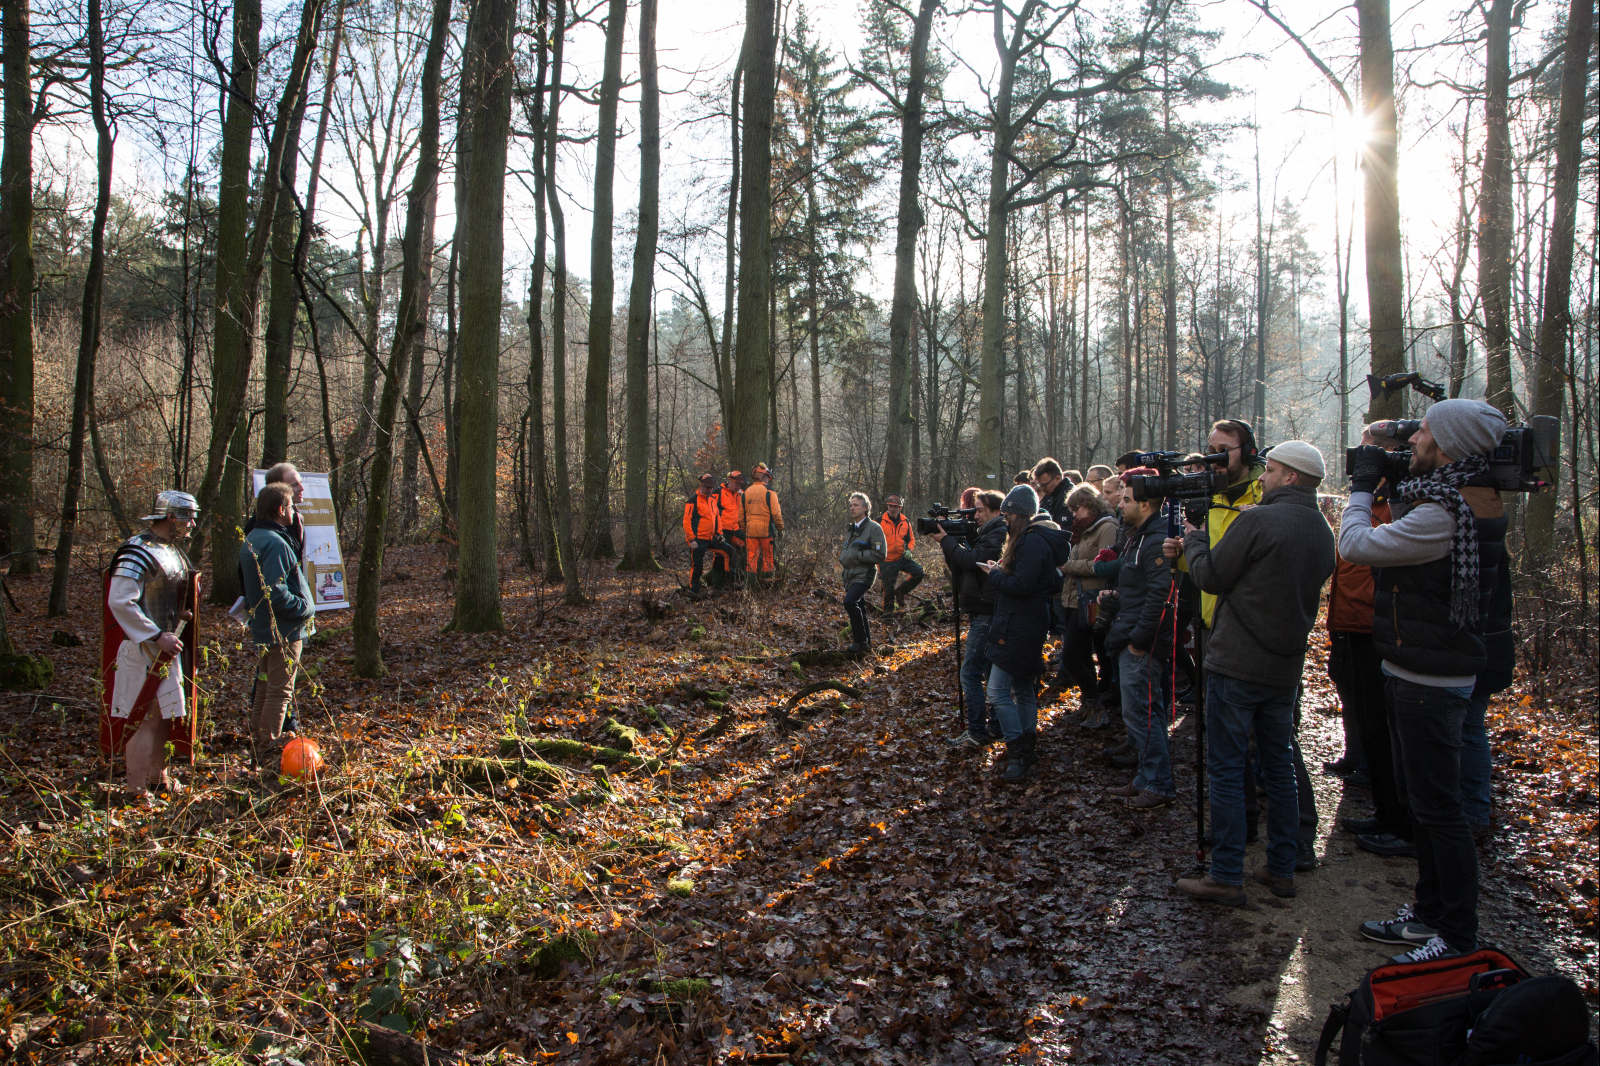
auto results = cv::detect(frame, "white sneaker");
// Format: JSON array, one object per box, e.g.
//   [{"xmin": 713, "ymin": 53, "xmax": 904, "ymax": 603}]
[{"xmin": 1391, "ymin": 936, "xmax": 1462, "ymax": 965}]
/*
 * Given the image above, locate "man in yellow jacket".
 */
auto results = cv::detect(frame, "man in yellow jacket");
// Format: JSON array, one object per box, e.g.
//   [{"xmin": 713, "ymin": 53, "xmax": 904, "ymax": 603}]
[{"xmin": 742, "ymin": 463, "xmax": 784, "ymax": 585}]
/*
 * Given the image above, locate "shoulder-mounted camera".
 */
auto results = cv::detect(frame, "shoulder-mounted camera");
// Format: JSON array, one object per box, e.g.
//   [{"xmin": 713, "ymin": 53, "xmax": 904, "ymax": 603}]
[{"xmin": 917, "ymin": 504, "xmax": 980, "ymax": 539}]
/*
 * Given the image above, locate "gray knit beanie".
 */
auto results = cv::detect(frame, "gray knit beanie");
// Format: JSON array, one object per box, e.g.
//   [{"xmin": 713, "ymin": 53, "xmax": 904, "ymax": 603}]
[
  {"xmin": 1426, "ymin": 399, "xmax": 1507, "ymax": 461},
  {"xmin": 1001, "ymin": 484, "xmax": 1039, "ymax": 516}
]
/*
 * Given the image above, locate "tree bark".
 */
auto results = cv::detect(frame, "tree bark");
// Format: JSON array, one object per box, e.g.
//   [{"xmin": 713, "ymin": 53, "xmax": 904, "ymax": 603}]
[
  {"xmin": 354, "ymin": 0, "xmax": 449, "ymax": 675},
  {"xmin": 878, "ymin": 0, "xmax": 938, "ymax": 499},
  {"xmin": 1, "ymin": 0, "xmax": 37, "ymax": 573},
  {"xmin": 975, "ymin": 0, "xmax": 1017, "ymax": 479},
  {"xmin": 547, "ymin": 0, "xmax": 584, "ymax": 605},
  {"xmin": 526, "ymin": 0, "xmax": 562, "ymax": 582},
  {"xmin": 1356, "ymin": 0, "xmax": 1406, "ymax": 421},
  {"xmin": 1526, "ymin": 0, "xmax": 1594, "ymax": 558},
  {"xmin": 618, "ymin": 0, "xmax": 659, "ymax": 571},
  {"xmin": 1478, "ymin": 0, "xmax": 1515, "ymax": 416},
  {"xmin": 581, "ymin": 0, "xmax": 626, "ymax": 557},
  {"xmin": 88, "ymin": 395, "xmax": 130, "ymax": 538},
  {"xmin": 448, "ymin": 0, "xmax": 515, "ymax": 632},
  {"xmin": 46, "ymin": 0, "xmax": 112, "ymax": 616},
  {"xmin": 728, "ymin": 0, "xmax": 776, "ymax": 472}
]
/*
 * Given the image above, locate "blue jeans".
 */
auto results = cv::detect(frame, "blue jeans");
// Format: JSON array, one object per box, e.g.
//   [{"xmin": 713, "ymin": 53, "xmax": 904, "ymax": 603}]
[
  {"xmin": 987, "ymin": 665, "xmax": 1037, "ymax": 741},
  {"xmin": 961, "ymin": 614, "xmax": 993, "ymax": 736},
  {"xmin": 1387, "ymin": 675, "xmax": 1478, "ymax": 953},
  {"xmin": 1118, "ymin": 647, "xmax": 1174, "ymax": 797},
  {"xmin": 1206, "ymin": 673, "xmax": 1300, "ymax": 885},
  {"xmin": 1461, "ymin": 690, "xmax": 1492, "ymax": 826}
]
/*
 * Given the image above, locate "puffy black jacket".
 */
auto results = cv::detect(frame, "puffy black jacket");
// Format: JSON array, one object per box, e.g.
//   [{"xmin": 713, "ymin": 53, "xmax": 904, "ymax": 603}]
[
  {"xmin": 1373, "ymin": 486, "xmax": 1505, "ymax": 680},
  {"xmin": 939, "ymin": 516, "xmax": 1007, "ymax": 615},
  {"xmin": 984, "ymin": 519, "xmax": 1072, "ymax": 679},
  {"xmin": 1105, "ymin": 512, "xmax": 1176, "ymax": 657},
  {"xmin": 1038, "ymin": 481, "xmax": 1071, "ymax": 525}
]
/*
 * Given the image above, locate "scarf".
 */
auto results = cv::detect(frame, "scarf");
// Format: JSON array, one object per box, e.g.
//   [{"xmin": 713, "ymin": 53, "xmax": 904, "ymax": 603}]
[
  {"xmin": 1070, "ymin": 512, "xmax": 1095, "ymax": 544},
  {"xmin": 1393, "ymin": 452, "xmax": 1489, "ymax": 626}
]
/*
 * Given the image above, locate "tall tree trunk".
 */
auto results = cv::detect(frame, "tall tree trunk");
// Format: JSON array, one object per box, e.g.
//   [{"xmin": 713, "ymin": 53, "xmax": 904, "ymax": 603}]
[
  {"xmin": 299, "ymin": 0, "xmax": 344, "ymax": 484},
  {"xmin": 526, "ymin": 0, "xmax": 562, "ymax": 582},
  {"xmin": 1526, "ymin": 0, "xmax": 1594, "ymax": 558},
  {"xmin": 975, "ymin": 1, "xmax": 1017, "ymax": 478},
  {"xmin": 354, "ymin": 0, "xmax": 449, "ymax": 674},
  {"xmin": 1478, "ymin": 0, "xmax": 1515, "ymax": 416},
  {"xmin": 88, "ymin": 395, "xmax": 129, "ymax": 537},
  {"xmin": 719, "ymin": 58, "xmax": 741, "ymax": 437},
  {"xmin": 1162, "ymin": 90, "xmax": 1178, "ymax": 451},
  {"xmin": 1356, "ymin": 0, "xmax": 1406, "ymax": 420},
  {"xmin": 260, "ymin": 2, "xmax": 333, "ymax": 468},
  {"xmin": 879, "ymin": 0, "xmax": 938, "ymax": 499},
  {"xmin": 618, "ymin": 0, "xmax": 659, "ymax": 571},
  {"xmin": 1253, "ymin": 126, "xmax": 1268, "ymax": 429},
  {"xmin": 728, "ymin": 0, "xmax": 776, "ymax": 471},
  {"xmin": 202, "ymin": 0, "xmax": 262, "ymax": 602},
  {"xmin": 581, "ymin": 0, "xmax": 626, "ymax": 557},
  {"xmin": 448, "ymin": 0, "xmax": 515, "ymax": 632},
  {"xmin": 198, "ymin": 0, "xmax": 324, "ymax": 602},
  {"xmin": 1447, "ymin": 106, "xmax": 1472, "ymax": 398},
  {"xmin": 46, "ymin": 0, "xmax": 111, "ymax": 616},
  {"xmin": 547, "ymin": 0, "xmax": 583, "ymax": 606},
  {"xmin": 1, "ymin": 0, "xmax": 37, "ymax": 572}
]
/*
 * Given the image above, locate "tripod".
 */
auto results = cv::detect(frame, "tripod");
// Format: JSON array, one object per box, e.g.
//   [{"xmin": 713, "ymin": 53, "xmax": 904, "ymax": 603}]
[
  {"xmin": 952, "ymin": 567, "xmax": 964, "ymax": 729},
  {"xmin": 1162, "ymin": 497, "xmax": 1209, "ymax": 870}
]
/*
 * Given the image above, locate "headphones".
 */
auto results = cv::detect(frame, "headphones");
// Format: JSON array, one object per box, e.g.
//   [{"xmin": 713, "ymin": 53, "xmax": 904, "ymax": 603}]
[{"xmin": 1220, "ymin": 419, "xmax": 1258, "ymax": 463}]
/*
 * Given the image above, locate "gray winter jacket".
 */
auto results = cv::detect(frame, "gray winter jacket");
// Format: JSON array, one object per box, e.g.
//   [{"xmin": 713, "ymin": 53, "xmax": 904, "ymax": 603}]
[
  {"xmin": 1182, "ymin": 483, "xmax": 1335, "ymax": 688},
  {"xmin": 839, "ymin": 518, "xmax": 888, "ymax": 588}
]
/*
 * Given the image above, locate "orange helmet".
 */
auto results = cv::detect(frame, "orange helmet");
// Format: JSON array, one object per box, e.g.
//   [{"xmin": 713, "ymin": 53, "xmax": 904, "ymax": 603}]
[{"xmin": 753, "ymin": 462, "xmax": 770, "ymax": 475}]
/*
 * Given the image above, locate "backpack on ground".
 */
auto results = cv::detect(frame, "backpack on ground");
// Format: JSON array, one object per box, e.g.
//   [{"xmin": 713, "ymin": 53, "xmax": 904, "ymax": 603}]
[{"xmin": 1314, "ymin": 946, "xmax": 1597, "ymax": 1066}]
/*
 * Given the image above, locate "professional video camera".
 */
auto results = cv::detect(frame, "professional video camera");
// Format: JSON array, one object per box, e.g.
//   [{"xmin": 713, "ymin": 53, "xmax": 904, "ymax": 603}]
[
  {"xmin": 1124, "ymin": 450, "xmax": 1232, "ymax": 533},
  {"xmin": 916, "ymin": 504, "xmax": 980, "ymax": 539},
  {"xmin": 1342, "ymin": 374, "xmax": 1560, "ymax": 492}
]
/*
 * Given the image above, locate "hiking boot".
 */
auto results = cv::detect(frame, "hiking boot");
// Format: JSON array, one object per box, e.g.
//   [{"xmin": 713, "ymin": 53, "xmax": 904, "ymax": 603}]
[
  {"xmin": 1175, "ymin": 876, "xmax": 1246, "ymax": 907},
  {"xmin": 1105, "ymin": 782, "xmax": 1141, "ymax": 798},
  {"xmin": 1356, "ymin": 832, "xmax": 1415, "ymax": 858},
  {"xmin": 1391, "ymin": 936, "xmax": 1462, "ymax": 965},
  {"xmin": 1125, "ymin": 790, "xmax": 1173, "ymax": 810},
  {"xmin": 1295, "ymin": 837, "xmax": 1319, "ymax": 872},
  {"xmin": 1021, "ymin": 730, "xmax": 1039, "ymax": 773},
  {"xmin": 1000, "ymin": 739, "xmax": 1030, "ymax": 783},
  {"xmin": 1080, "ymin": 704, "xmax": 1111, "ymax": 730},
  {"xmin": 1359, "ymin": 903, "xmax": 1437, "ymax": 947},
  {"xmin": 1252, "ymin": 864, "xmax": 1296, "ymax": 898}
]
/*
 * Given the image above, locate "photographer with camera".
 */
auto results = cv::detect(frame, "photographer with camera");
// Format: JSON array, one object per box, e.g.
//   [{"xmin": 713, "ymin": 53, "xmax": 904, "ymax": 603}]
[
  {"xmin": 974, "ymin": 485, "xmax": 1071, "ymax": 783},
  {"xmin": 682, "ymin": 473, "xmax": 722, "ymax": 592},
  {"xmin": 1102, "ymin": 468, "xmax": 1181, "ymax": 809},
  {"xmin": 931, "ymin": 490, "xmax": 1007, "ymax": 749},
  {"xmin": 1342, "ymin": 399, "xmax": 1509, "ymax": 964},
  {"xmin": 1173, "ymin": 442, "xmax": 1336, "ymax": 906},
  {"xmin": 838, "ymin": 492, "xmax": 888, "ymax": 654}
]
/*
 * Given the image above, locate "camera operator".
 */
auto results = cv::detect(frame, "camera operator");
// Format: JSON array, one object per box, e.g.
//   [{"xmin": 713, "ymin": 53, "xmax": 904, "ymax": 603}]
[
  {"xmin": 838, "ymin": 492, "xmax": 888, "ymax": 654},
  {"xmin": 1103, "ymin": 469, "xmax": 1179, "ymax": 809},
  {"xmin": 974, "ymin": 485, "xmax": 1071, "ymax": 783},
  {"xmin": 931, "ymin": 490, "xmax": 1007, "ymax": 749},
  {"xmin": 1173, "ymin": 442, "xmax": 1335, "ymax": 906},
  {"xmin": 1331, "ymin": 431, "xmax": 1415, "ymax": 858},
  {"xmin": 1343, "ymin": 399, "xmax": 1509, "ymax": 964}
]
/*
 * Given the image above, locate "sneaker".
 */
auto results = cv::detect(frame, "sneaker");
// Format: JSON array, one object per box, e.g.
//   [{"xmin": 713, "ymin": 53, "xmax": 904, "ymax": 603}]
[
  {"xmin": 1391, "ymin": 936, "xmax": 1462, "ymax": 965},
  {"xmin": 1359, "ymin": 903, "xmax": 1437, "ymax": 946},
  {"xmin": 1357, "ymin": 832, "xmax": 1416, "ymax": 858},
  {"xmin": 1175, "ymin": 875, "xmax": 1247, "ymax": 907},
  {"xmin": 947, "ymin": 731, "xmax": 987, "ymax": 750},
  {"xmin": 1125, "ymin": 790, "xmax": 1173, "ymax": 810},
  {"xmin": 1251, "ymin": 864, "xmax": 1296, "ymax": 898}
]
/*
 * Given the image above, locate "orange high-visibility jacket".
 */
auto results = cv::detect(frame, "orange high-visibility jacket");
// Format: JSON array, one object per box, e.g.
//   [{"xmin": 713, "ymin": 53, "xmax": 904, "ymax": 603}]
[
  {"xmin": 719, "ymin": 485, "xmax": 745, "ymax": 532},
  {"xmin": 742, "ymin": 482, "xmax": 784, "ymax": 538},
  {"xmin": 880, "ymin": 511, "xmax": 916, "ymax": 561},
  {"xmin": 683, "ymin": 492, "xmax": 720, "ymax": 543}
]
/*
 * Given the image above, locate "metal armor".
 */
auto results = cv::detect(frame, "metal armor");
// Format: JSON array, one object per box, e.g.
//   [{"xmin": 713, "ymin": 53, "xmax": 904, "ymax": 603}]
[{"xmin": 110, "ymin": 532, "xmax": 195, "ymax": 635}]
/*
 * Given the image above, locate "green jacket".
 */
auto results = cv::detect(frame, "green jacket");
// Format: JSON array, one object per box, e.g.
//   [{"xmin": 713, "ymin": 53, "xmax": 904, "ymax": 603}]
[
  {"xmin": 839, "ymin": 518, "xmax": 887, "ymax": 588},
  {"xmin": 240, "ymin": 523, "xmax": 317, "ymax": 647}
]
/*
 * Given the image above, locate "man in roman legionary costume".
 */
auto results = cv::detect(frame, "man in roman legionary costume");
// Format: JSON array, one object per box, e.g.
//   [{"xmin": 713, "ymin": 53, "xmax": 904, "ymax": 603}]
[{"xmin": 100, "ymin": 490, "xmax": 201, "ymax": 797}]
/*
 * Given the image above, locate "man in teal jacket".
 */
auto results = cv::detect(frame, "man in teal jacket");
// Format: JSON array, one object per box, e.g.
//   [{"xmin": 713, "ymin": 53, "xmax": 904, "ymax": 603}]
[{"xmin": 239, "ymin": 482, "xmax": 316, "ymax": 777}]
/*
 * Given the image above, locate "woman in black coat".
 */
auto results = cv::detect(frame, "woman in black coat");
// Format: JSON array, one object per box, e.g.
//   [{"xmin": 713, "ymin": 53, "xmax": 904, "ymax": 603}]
[{"xmin": 979, "ymin": 485, "xmax": 1071, "ymax": 782}]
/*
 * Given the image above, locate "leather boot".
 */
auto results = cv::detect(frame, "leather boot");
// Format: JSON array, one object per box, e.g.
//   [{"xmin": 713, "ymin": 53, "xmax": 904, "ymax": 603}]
[
  {"xmin": 1021, "ymin": 730, "xmax": 1039, "ymax": 774},
  {"xmin": 1000, "ymin": 738, "xmax": 1028, "ymax": 783}
]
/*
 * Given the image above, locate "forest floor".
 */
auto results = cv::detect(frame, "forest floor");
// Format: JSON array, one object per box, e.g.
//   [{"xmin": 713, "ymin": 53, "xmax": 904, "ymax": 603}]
[{"xmin": 0, "ymin": 544, "xmax": 1595, "ymax": 1065}]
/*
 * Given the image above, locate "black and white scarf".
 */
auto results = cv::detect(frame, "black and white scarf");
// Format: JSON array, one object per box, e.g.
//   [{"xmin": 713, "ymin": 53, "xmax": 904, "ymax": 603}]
[{"xmin": 1394, "ymin": 452, "xmax": 1490, "ymax": 626}]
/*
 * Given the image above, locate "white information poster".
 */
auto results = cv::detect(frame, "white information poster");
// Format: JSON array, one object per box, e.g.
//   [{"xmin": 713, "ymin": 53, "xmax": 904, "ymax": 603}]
[{"xmin": 252, "ymin": 470, "xmax": 349, "ymax": 612}]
